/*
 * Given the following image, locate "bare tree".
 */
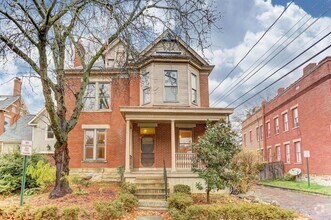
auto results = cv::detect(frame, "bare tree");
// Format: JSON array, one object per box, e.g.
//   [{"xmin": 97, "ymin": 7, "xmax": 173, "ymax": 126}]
[{"xmin": 0, "ymin": 0, "xmax": 218, "ymax": 198}]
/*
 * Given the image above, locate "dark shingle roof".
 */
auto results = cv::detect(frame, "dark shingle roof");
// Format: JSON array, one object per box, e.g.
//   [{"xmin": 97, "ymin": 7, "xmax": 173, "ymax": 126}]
[
  {"xmin": 0, "ymin": 96, "xmax": 19, "ymax": 110},
  {"xmin": 0, "ymin": 115, "xmax": 35, "ymax": 142}
]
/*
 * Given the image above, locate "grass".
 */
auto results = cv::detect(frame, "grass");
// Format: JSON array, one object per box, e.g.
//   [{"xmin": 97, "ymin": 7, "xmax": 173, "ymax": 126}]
[{"xmin": 261, "ymin": 180, "xmax": 331, "ymax": 195}]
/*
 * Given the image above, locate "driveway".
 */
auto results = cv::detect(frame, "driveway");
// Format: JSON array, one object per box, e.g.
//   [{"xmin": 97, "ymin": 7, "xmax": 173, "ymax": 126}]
[{"xmin": 253, "ymin": 185, "xmax": 331, "ymax": 220}]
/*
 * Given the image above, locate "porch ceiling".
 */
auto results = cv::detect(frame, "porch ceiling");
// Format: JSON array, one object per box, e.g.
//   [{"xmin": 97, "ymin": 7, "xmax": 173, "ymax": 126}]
[{"xmin": 120, "ymin": 106, "xmax": 233, "ymax": 122}]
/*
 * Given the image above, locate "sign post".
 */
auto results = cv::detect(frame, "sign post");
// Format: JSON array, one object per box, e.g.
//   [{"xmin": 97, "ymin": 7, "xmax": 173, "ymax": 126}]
[
  {"xmin": 304, "ymin": 150, "xmax": 310, "ymax": 188},
  {"xmin": 20, "ymin": 140, "xmax": 32, "ymax": 206}
]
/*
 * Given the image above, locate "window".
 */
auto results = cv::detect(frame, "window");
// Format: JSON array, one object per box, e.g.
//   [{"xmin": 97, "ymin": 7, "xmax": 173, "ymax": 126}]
[
  {"xmin": 12, "ymin": 106, "xmax": 17, "ymax": 113},
  {"xmin": 276, "ymin": 146, "xmax": 281, "ymax": 161},
  {"xmin": 249, "ymin": 130, "xmax": 252, "ymax": 143},
  {"xmin": 256, "ymin": 127, "xmax": 259, "ymax": 141},
  {"xmin": 295, "ymin": 141, "xmax": 301, "ymax": 163},
  {"xmin": 243, "ymin": 134, "xmax": 246, "ymax": 147},
  {"xmin": 267, "ymin": 122, "xmax": 271, "ymax": 137},
  {"xmin": 191, "ymin": 73, "xmax": 197, "ymax": 104},
  {"xmin": 285, "ymin": 144, "xmax": 290, "ymax": 164},
  {"xmin": 178, "ymin": 129, "xmax": 193, "ymax": 153},
  {"xmin": 283, "ymin": 113, "xmax": 288, "ymax": 131},
  {"xmin": 142, "ymin": 73, "xmax": 151, "ymax": 104},
  {"xmin": 84, "ymin": 129, "xmax": 106, "ymax": 160},
  {"xmin": 83, "ymin": 82, "xmax": 110, "ymax": 111},
  {"xmin": 164, "ymin": 70, "xmax": 178, "ymax": 102},
  {"xmin": 274, "ymin": 117, "xmax": 279, "ymax": 134},
  {"xmin": 4, "ymin": 116, "xmax": 10, "ymax": 132},
  {"xmin": 268, "ymin": 148, "xmax": 272, "ymax": 162},
  {"xmin": 292, "ymin": 108, "xmax": 299, "ymax": 128},
  {"xmin": 46, "ymin": 125, "xmax": 55, "ymax": 139},
  {"xmin": 260, "ymin": 125, "xmax": 263, "ymax": 140},
  {"xmin": 261, "ymin": 149, "xmax": 265, "ymax": 161}
]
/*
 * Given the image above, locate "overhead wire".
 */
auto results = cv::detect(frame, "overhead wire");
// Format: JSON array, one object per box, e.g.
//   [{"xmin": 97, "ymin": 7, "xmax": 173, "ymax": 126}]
[{"xmin": 208, "ymin": 0, "xmax": 295, "ymax": 96}]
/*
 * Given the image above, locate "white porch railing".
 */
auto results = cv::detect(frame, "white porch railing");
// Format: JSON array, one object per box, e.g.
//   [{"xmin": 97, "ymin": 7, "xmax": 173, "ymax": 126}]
[{"xmin": 175, "ymin": 153, "xmax": 203, "ymax": 169}]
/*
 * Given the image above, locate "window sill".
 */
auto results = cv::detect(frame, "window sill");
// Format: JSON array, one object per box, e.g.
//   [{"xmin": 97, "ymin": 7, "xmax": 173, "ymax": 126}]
[
  {"xmin": 283, "ymin": 130, "xmax": 289, "ymax": 133},
  {"xmin": 292, "ymin": 126, "xmax": 299, "ymax": 130},
  {"xmin": 81, "ymin": 109, "xmax": 112, "ymax": 113},
  {"xmin": 163, "ymin": 101, "xmax": 179, "ymax": 103},
  {"xmin": 81, "ymin": 160, "xmax": 107, "ymax": 163},
  {"xmin": 294, "ymin": 162, "xmax": 302, "ymax": 165}
]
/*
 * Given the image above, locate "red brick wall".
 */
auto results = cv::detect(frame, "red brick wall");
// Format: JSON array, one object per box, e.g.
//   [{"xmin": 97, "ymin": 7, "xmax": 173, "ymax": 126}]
[
  {"xmin": 263, "ymin": 57, "xmax": 331, "ymax": 175},
  {"xmin": 0, "ymin": 99, "xmax": 23, "ymax": 135},
  {"xmin": 129, "ymin": 73, "xmax": 140, "ymax": 106},
  {"xmin": 200, "ymin": 74, "xmax": 209, "ymax": 107},
  {"xmin": 65, "ymin": 77, "xmax": 129, "ymax": 169}
]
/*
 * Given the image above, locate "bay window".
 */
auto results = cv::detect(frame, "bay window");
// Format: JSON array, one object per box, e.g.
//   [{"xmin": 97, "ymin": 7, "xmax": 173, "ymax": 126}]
[
  {"xmin": 142, "ymin": 72, "xmax": 151, "ymax": 104},
  {"xmin": 191, "ymin": 73, "xmax": 197, "ymax": 104},
  {"xmin": 164, "ymin": 70, "xmax": 178, "ymax": 102}
]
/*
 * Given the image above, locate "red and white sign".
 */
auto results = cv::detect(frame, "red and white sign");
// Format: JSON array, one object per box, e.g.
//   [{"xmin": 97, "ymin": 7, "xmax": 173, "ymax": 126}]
[
  {"xmin": 304, "ymin": 150, "xmax": 310, "ymax": 158},
  {"xmin": 20, "ymin": 140, "xmax": 32, "ymax": 156}
]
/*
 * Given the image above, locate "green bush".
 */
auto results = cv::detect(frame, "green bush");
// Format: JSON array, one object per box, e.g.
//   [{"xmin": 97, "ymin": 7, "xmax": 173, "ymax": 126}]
[
  {"xmin": 284, "ymin": 173, "xmax": 296, "ymax": 181},
  {"xmin": 168, "ymin": 193, "xmax": 193, "ymax": 212},
  {"xmin": 117, "ymin": 192, "xmax": 138, "ymax": 212},
  {"xmin": 14, "ymin": 205, "xmax": 34, "ymax": 220},
  {"xmin": 185, "ymin": 203, "xmax": 296, "ymax": 220},
  {"xmin": 70, "ymin": 175, "xmax": 90, "ymax": 187},
  {"xmin": 173, "ymin": 184, "xmax": 191, "ymax": 195},
  {"xmin": 0, "ymin": 151, "xmax": 48, "ymax": 195},
  {"xmin": 168, "ymin": 208, "xmax": 188, "ymax": 220},
  {"xmin": 60, "ymin": 206, "xmax": 80, "ymax": 220},
  {"xmin": 94, "ymin": 200, "xmax": 124, "ymax": 220},
  {"xmin": 120, "ymin": 182, "xmax": 137, "ymax": 195},
  {"xmin": 34, "ymin": 205, "xmax": 59, "ymax": 220},
  {"xmin": 27, "ymin": 160, "xmax": 55, "ymax": 191}
]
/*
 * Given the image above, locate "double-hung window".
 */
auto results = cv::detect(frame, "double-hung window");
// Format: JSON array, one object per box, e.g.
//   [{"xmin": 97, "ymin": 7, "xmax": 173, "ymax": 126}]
[
  {"xmin": 276, "ymin": 146, "xmax": 281, "ymax": 161},
  {"xmin": 249, "ymin": 130, "xmax": 252, "ymax": 143},
  {"xmin": 292, "ymin": 108, "xmax": 299, "ymax": 128},
  {"xmin": 283, "ymin": 113, "xmax": 288, "ymax": 131},
  {"xmin": 191, "ymin": 73, "xmax": 197, "ymax": 104},
  {"xmin": 295, "ymin": 141, "xmax": 302, "ymax": 163},
  {"xmin": 84, "ymin": 129, "xmax": 106, "ymax": 160},
  {"xmin": 274, "ymin": 117, "xmax": 279, "ymax": 134},
  {"xmin": 83, "ymin": 82, "xmax": 110, "ymax": 111},
  {"xmin": 256, "ymin": 127, "xmax": 259, "ymax": 141},
  {"xmin": 268, "ymin": 148, "xmax": 272, "ymax": 162},
  {"xmin": 4, "ymin": 116, "xmax": 10, "ymax": 132},
  {"xmin": 46, "ymin": 125, "xmax": 55, "ymax": 139},
  {"xmin": 260, "ymin": 125, "xmax": 263, "ymax": 140},
  {"xmin": 142, "ymin": 73, "xmax": 151, "ymax": 104},
  {"xmin": 267, "ymin": 122, "xmax": 271, "ymax": 137},
  {"xmin": 285, "ymin": 144, "xmax": 290, "ymax": 164},
  {"xmin": 164, "ymin": 70, "xmax": 178, "ymax": 102}
]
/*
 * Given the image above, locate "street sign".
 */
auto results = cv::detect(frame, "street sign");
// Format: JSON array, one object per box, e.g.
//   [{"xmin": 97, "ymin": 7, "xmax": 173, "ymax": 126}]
[
  {"xmin": 304, "ymin": 150, "xmax": 310, "ymax": 158},
  {"xmin": 20, "ymin": 140, "xmax": 32, "ymax": 156}
]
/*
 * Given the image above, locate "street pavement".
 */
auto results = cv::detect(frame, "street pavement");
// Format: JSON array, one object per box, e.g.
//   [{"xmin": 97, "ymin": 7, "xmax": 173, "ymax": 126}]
[{"xmin": 253, "ymin": 185, "xmax": 331, "ymax": 220}]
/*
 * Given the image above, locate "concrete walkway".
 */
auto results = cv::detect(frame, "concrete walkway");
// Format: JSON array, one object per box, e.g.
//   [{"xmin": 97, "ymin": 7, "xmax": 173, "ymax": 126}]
[{"xmin": 253, "ymin": 185, "xmax": 331, "ymax": 220}]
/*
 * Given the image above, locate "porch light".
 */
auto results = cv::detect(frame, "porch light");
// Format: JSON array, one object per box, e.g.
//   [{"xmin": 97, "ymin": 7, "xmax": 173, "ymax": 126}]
[{"xmin": 140, "ymin": 127, "xmax": 155, "ymax": 135}]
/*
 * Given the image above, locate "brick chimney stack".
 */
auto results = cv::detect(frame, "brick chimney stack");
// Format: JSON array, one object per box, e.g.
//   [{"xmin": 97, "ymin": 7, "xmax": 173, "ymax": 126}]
[
  {"xmin": 303, "ymin": 63, "xmax": 317, "ymax": 76},
  {"xmin": 74, "ymin": 39, "xmax": 85, "ymax": 67},
  {"xmin": 13, "ymin": 77, "xmax": 22, "ymax": 96},
  {"xmin": 277, "ymin": 87, "xmax": 285, "ymax": 95}
]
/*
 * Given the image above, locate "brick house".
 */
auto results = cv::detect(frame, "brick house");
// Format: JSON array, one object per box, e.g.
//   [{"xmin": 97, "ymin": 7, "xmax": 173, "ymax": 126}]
[
  {"xmin": 0, "ymin": 78, "xmax": 28, "ymax": 136},
  {"xmin": 242, "ymin": 56, "xmax": 331, "ymax": 179},
  {"xmin": 65, "ymin": 30, "xmax": 233, "ymax": 190}
]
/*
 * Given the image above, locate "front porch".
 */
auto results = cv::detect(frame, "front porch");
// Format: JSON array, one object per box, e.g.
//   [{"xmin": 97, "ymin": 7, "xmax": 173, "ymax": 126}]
[{"xmin": 121, "ymin": 106, "xmax": 232, "ymax": 175}]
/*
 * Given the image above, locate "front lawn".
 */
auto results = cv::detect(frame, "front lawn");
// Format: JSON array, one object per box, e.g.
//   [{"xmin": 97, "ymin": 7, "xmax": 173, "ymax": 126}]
[{"xmin": 261, "ymin": 180, "xmax": 331, "ymax": 195}]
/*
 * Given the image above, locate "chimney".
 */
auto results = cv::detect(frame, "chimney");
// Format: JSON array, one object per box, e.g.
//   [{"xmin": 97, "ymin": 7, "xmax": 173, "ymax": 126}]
[
  {"xmin": 13, "ymin": 77, "xmax": 22, "ymax": 96},
  {"xmin": 303, "ymin": 63, "xmax": 316, "ymax": 76},
  {"xmin": 262, "ymin": 100, "xmax": 267, "ymax": 106},
  {"xmin": 277, "ymin": 87, "xmax": 285, "ymax": 95},
  {"xmin": 74, "ymin": 39, "xmax": 85, "ymax": 67}
]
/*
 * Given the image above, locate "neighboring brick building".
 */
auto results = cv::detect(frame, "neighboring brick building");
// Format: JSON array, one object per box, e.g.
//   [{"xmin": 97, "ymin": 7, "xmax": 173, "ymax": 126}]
[
  {"xmin": 242, "ymin": 56, "xmax": 331, "ymax": 177},
  {"xmin": 0, "ymin": 78, "xmax": 28, "ymax": 136},
  {"xmin": 65, "ymin": 30, "xmax": 233, "ymax": 190}
]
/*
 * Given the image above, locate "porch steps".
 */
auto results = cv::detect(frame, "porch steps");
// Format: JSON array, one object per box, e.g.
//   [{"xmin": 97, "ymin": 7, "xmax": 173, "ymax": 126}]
[
  {"xmin": 138, "ymin": 199, "xmax": 168, "ymax": 211},
  {"xmin": 136, "ymin": 176, "xmax": 169, "ymax": 200}
]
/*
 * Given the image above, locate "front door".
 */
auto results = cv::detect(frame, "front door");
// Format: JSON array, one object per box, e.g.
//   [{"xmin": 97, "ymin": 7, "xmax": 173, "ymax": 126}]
[{"xmin": 141, "ymin": 136, "xmax": 155, "ymax": 167}]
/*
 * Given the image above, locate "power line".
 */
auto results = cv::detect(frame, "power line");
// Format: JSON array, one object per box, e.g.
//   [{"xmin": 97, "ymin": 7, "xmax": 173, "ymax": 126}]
[
  {"xmin": 210, "ymin": 0, "xmax": 322, "ymax": 106},
  {"xmin": 232, "ymin": 43, "xmax": 331, "ymax": 110},
  {"xmin": 209, "ymin": 0, "xmax": 295, "ymax": 96},
  {"xmin": 225, "ymin": 30, "xmax": 330, "ymax": 107},
  {"xmin": 212, "ymin": 4, "xmax": 331, "ymax": 107}
]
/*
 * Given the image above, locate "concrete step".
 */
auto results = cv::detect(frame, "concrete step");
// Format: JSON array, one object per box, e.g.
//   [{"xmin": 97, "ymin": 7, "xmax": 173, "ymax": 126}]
[
  {"xmin": 136, "ymin": 179, "xmax": 165, "ymax": 184},
  {"xmin": 137, "ymin": 188, "xmax": 169, "ymax": 194},
  {"xmin": 138, "ymin": 199, "xmax": 167, "ymax": 207},
  {"xmin": 136, "ymin": 183, "xmax": 166, "ymax": 188},
  {"xmin": 137, "ymin": 194, "xmax": 167, "ymax": 200}
]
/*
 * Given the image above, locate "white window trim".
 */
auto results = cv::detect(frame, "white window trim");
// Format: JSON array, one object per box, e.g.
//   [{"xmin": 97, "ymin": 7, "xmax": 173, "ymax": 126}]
[
  {"xmin": 191, "ymin": 73, "xmax": 198, "ymax": 105},
  {"xmin": 273, "ymin": 115, "xmax": 279, "ymax": 119},
  {"xmin": 290, "ymin": 104, "xmax": 299, "ymax": 110},
  {"xmin": 292, "ymin": 138, "xmax": 301, "ymax": 143},
  {"xmin": 45, "ymin": 125, "xmax": 55, "ymax": 140},
  {"xmin": 283, "ymin": 141, "xmax": 290, "ymax": 145},
  {"xmin": 281, "ymin": 110, "xmax": 288, "ymax": 115},
  {"xmin": 82, "ymin": 124, "xmax": 110, "ymax": 129},
  {"xmin": 164, "ymin": 70, "xmax": 178, "ymax": 102},
  {"xmin": 82, "ymin": 81, "xmax": 111, "ymax": 112},
  {"xmin": 83, "ymin": 128, "xmax": 107, "ymax": 161},
  {"xmin": 142, "ymin": 72, "xmax": 151, "ymax": 105},
  {"xmin": 285, "ymin": 143, "xmax": 291, "ymax": 164},
  {"xmin": 294, "ymin": 141, "xmax": 302, "ymax": 164},
  {"xmin": 276, "ymin": 145, "xmax": 281, "ymax": 161}
]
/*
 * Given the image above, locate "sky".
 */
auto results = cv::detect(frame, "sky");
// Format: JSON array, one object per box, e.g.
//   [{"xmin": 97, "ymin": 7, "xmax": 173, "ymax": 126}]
[{"xmin": 0, "ymin": 0, "xmax": 330, "ymax": 117}]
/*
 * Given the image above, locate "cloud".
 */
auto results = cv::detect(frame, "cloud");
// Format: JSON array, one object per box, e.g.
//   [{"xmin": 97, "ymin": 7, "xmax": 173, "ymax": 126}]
[{"xmin": 208, "ymin": 0, "xmax": 331, "ymax": 115}]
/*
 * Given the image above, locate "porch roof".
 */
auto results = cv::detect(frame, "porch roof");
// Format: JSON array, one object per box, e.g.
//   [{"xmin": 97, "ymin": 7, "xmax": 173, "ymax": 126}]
[{"xmin": 120, "ymin": 106, "xmax": 233, "ymax": 121}]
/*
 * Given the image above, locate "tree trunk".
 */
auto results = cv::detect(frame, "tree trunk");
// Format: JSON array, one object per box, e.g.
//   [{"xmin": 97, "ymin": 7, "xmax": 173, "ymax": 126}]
[
  {"xmin": 49, "ymin": 141, "xmax": 72, "ymax": 199},
  {"xmin": 206, "ymin": 187, "xmax": 211, "ymax": 204}
]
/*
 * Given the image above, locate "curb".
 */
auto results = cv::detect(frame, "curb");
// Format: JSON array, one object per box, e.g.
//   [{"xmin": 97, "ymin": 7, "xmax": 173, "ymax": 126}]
[{"xmin": 257, "ymin": 183, "xmax": 331, "ymax": 198}]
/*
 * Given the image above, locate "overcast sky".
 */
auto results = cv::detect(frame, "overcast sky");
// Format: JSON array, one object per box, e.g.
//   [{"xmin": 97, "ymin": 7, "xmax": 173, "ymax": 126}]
[{"xmin": 0, "ymin": 0, "xmax": 330, "ymax": 116}]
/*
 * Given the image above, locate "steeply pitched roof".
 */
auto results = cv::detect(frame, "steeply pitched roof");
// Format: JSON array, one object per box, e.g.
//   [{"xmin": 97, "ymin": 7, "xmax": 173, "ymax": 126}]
[
  {"xmin": 0, "ymin": 96, "xmax": 19, "ymax": 110},
  {"xmin": 0, "ymin": 115, "xmax": 35, "ymax": 142}
]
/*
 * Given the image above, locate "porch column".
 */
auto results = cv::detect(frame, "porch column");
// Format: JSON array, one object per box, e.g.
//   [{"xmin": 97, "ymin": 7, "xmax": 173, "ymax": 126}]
[
  {"xmin": 125, "ymin": 120, "xmax": 131, "ymax": 173},
  {"xmin": 171, "ymin": 120, "xmax": 176, "ymax": 172}
]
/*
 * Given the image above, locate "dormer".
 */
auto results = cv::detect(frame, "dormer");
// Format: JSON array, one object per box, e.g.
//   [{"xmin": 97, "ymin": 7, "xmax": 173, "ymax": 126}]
[{"xmin": 103, "ymin": 39, "xmax": 135, "ymax": 68}]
